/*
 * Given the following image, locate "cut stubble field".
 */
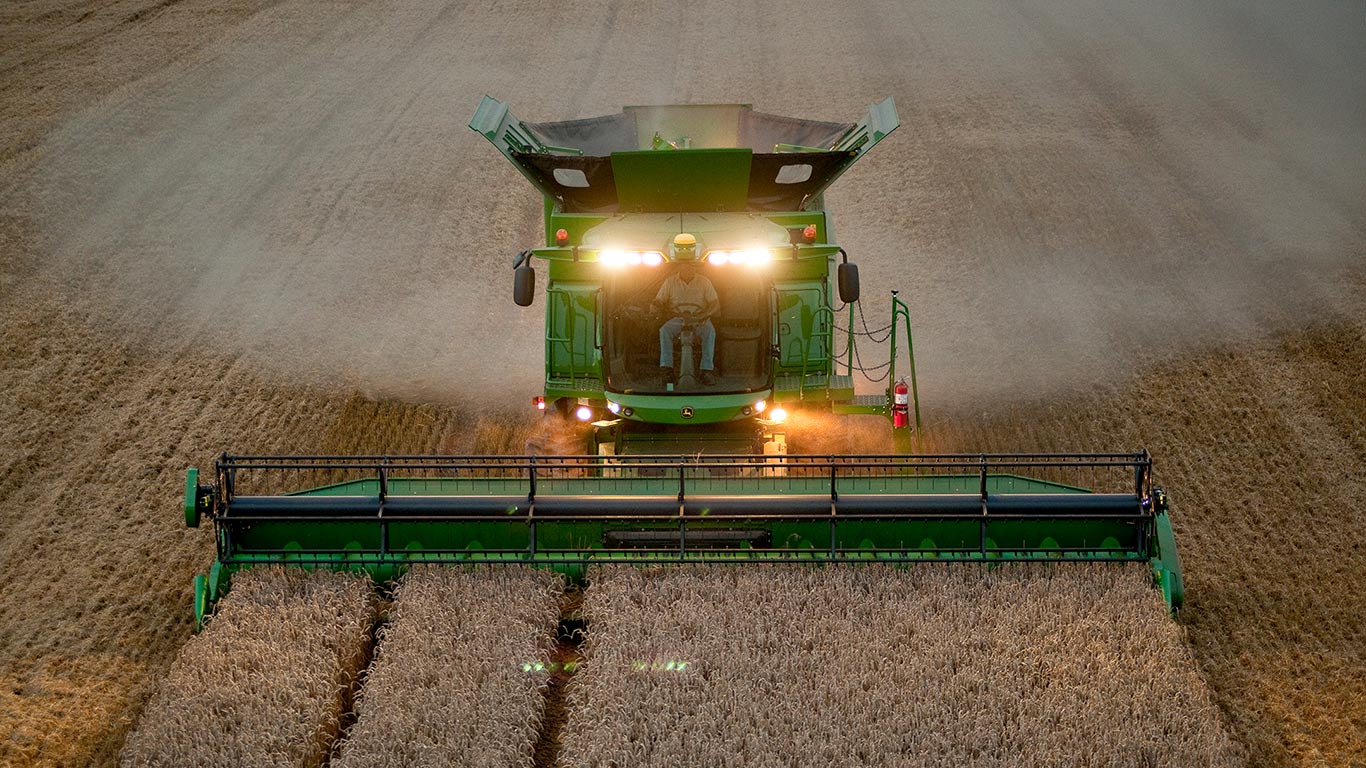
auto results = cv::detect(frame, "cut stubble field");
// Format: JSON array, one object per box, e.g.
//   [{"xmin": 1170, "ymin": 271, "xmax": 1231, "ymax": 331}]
[{"xmin": 1, "ymin": 0, "xmax": 1363, "ymax": 766}]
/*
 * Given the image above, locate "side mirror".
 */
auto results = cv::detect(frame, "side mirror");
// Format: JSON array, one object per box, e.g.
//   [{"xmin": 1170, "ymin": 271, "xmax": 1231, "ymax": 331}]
[
  {"xmin": 838, "ymin": 261, "xmax": 860, "ymax": 304},
  {"xmin": 513, "ymin": 264, "xmax": 535, "ymax": 306}
]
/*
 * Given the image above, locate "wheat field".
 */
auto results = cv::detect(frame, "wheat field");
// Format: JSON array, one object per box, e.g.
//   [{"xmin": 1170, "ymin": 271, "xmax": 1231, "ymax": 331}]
[
  {"xmin": 561, "ymin": 564, "xmax": 1243, "ymax": 768},
  {"xmin": 118, "ymin": 568, "xmax": 375, "ymax": 767},
  {"xmin": 332, "ymin": 566, "xmax": 564, "ymax": 767},
  {"xmin": 1, "ymin": 0, "xmax": 1362, "ymax": 765}
]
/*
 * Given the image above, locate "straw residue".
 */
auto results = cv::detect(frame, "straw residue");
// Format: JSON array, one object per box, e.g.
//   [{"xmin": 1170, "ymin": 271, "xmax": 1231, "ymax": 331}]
[
  {"xmin": 119, "ymin": 567, "xmax": 375, "ymax": 767},
  {"xmin": 563, "ymin": 563, "xmax": 1242, "ymax": 767},
  {"xmin": 332, "ymin": 565, "xmax": 564, "ymax": 767}
]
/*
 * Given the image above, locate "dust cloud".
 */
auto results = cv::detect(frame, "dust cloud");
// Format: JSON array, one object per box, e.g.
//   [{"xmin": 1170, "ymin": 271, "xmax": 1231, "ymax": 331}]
[
  {"xmin": 20, "ymin": 0, "xmax": 1365, "ymax": 409},
  {"xmin": 828, "ymin": 0, "xmax": 1365, "ymax": 405}
]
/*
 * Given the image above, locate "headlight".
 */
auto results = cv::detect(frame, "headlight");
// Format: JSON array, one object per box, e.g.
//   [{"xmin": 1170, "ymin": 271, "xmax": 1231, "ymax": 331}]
[
  {"xmin": 769, "ymin": 407, "xmax": 788, "ymax": 424},
  {"xmin": 607, "ymin": 401, "xmax": 621, "ymax": 415},
  {"xmin": 575, "ymin": 405, "xmax": 593, "ymax": 421},
  {"xmin": 754, "ymin": 399, "xmax": 767, "ymax": 413}
]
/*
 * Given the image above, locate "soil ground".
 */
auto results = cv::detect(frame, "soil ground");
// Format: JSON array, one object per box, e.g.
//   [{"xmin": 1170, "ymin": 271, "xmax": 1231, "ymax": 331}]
[{"xmin": 0, "ymin": 0, "xmax": 1362, "ymax": 765}]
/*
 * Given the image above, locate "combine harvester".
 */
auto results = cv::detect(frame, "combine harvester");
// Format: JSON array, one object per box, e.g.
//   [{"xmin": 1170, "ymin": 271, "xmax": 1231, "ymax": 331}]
[{"xmin": 182, "ymin": 97, "xmax": 1183, "ymax": 629}]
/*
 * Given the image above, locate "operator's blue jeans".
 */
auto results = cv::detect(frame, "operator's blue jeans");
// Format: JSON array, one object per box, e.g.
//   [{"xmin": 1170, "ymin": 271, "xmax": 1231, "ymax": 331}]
[{"xmin": 659, "ymin": 318, "xmax": 715, "ymax": 371}]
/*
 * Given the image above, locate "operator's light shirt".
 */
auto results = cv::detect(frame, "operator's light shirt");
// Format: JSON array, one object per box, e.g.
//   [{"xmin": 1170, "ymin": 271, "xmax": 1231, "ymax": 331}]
[{"xmin": 655, "ymin": 273, "xmax": 718, "ymax": 313}]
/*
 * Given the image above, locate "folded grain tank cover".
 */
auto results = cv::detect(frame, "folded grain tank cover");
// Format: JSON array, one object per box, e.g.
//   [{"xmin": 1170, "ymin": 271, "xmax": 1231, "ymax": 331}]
[
  {"xmin": 528, "ymin": 105, "xmax": 852, "ymax": 155},
  {"xmin": 469, "ymin": 97, "xmax": 898, "ymax": 213}
]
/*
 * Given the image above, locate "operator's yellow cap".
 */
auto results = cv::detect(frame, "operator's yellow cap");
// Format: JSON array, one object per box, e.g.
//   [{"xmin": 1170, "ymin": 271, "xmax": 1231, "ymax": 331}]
[{"xmin": 673, "ymin": 232, "xmax": 698, "ymax": 261}]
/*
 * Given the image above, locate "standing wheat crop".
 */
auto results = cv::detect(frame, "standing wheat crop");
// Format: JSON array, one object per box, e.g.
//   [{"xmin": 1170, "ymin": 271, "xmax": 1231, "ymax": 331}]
[
  {"xmin": 330, "ymin": 565, "xmax": 563, "ymax": 767},
  {"xmin": 120, "ymin": 567, "xmax": 375, "ymax": 768},
  {"xmin": 562, "ymin": 563, "xmax": 1242, "ymax": 768}
]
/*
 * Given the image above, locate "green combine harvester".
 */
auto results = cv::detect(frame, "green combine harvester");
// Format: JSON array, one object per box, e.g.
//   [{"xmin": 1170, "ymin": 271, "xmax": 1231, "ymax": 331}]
[{"xmin": 182, "ymin": 96, "xmax": 1183, "ymax": 629}]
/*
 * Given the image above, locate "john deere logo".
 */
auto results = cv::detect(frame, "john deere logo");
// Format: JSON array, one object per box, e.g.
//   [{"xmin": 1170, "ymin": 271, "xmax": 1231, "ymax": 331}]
[{"xmin": 681, "ymin": 407, "xmax": 694, "ymax": 419}]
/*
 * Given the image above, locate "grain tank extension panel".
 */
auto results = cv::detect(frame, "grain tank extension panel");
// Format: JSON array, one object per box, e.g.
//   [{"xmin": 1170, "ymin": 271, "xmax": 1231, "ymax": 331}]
[{"xmin": 468, "ymin": 95, "xmax": 898, "ymax": 212}]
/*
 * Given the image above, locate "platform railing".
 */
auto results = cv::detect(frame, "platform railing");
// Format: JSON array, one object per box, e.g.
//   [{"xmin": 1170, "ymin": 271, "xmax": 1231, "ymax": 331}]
[{"xmin": 216, "ymin": 451, "xmax": 1151, "ymax": 498}]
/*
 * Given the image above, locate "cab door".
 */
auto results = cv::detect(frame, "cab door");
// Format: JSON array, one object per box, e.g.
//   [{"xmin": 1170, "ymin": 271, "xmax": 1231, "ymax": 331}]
[
  {"xmin": 545, "ymin": 281, "xmax": 600, "ymax": 386},
  {"xmin": 774, "ymin": 281, "xmax": 832, "ymax": 378}
]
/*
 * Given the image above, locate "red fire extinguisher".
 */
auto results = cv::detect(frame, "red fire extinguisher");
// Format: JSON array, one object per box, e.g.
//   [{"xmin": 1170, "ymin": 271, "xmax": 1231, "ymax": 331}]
[{"xmin": 892, "ymin": 377, "xmax": 910, "ymax": 429}]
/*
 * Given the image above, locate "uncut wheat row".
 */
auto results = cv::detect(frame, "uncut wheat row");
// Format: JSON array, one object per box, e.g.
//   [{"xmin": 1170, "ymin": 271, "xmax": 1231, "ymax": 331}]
[
  {"xmin": 331, "ymin": 565, "xmax": 564, "ymax": 767},
  {"xmin": 120, "ymin": 567, "xmax": 375, "ymax": 768},
  {"xmin": 563, "ymin": 564, "xmax": 1242, "ymax": 768}
]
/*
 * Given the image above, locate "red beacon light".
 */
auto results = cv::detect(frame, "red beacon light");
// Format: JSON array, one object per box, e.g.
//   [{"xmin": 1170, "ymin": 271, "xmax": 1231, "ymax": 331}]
[
  {"xmin": 533, "ymin": 395, "xmax": 546, "ymax": 411},
  {"xmin": 555, "ymin": 228, "xmax": 570, "ymax": 246}
]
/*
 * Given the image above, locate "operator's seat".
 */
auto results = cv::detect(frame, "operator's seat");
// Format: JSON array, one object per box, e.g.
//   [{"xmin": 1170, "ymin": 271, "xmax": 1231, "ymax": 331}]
[{"xmin": 714, "ymin": 292, "xmax": 764, "ymax": 380}]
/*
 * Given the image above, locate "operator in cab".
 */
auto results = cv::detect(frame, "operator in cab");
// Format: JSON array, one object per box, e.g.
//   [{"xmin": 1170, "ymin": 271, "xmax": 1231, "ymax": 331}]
[{"xmin": 654, "ymin": 233, "xmax": 719, "ymax": 385}]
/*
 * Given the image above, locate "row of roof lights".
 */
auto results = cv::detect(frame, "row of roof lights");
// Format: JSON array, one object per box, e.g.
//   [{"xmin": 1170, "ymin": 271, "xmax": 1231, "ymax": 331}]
[
  {"xmin": 597, "ymin": 248, "xmax": 773, "ymax": 268},
  {"xmin": 706, "ymin": 249, "xmax": 771, "ymax": 266},
  {"xmin": 599, "ymin": 250, "xmax": 665, "ymax": 267}
]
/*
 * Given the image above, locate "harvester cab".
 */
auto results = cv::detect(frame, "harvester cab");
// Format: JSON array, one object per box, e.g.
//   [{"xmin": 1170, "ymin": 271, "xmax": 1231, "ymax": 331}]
[{"xmin": 176, "ymin": 96, "xmax": 1186, "ymax": 633}]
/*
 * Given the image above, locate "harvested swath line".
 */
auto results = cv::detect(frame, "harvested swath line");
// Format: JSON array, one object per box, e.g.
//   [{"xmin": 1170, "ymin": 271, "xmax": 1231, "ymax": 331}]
[
  {"xmin": 331, "ymin": 565, "xmax": 564, "ymax": 768},
  {"xmin": 120, "ymin": 567, "xmax": 376, "ymax": 768},
  {"xmin": 563, "ymin": 564, "xmax": 1243, "ymax": 768},
  {"xmin": 533, "ymin": 585, "xmax": 585, "ymax": 768}
]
